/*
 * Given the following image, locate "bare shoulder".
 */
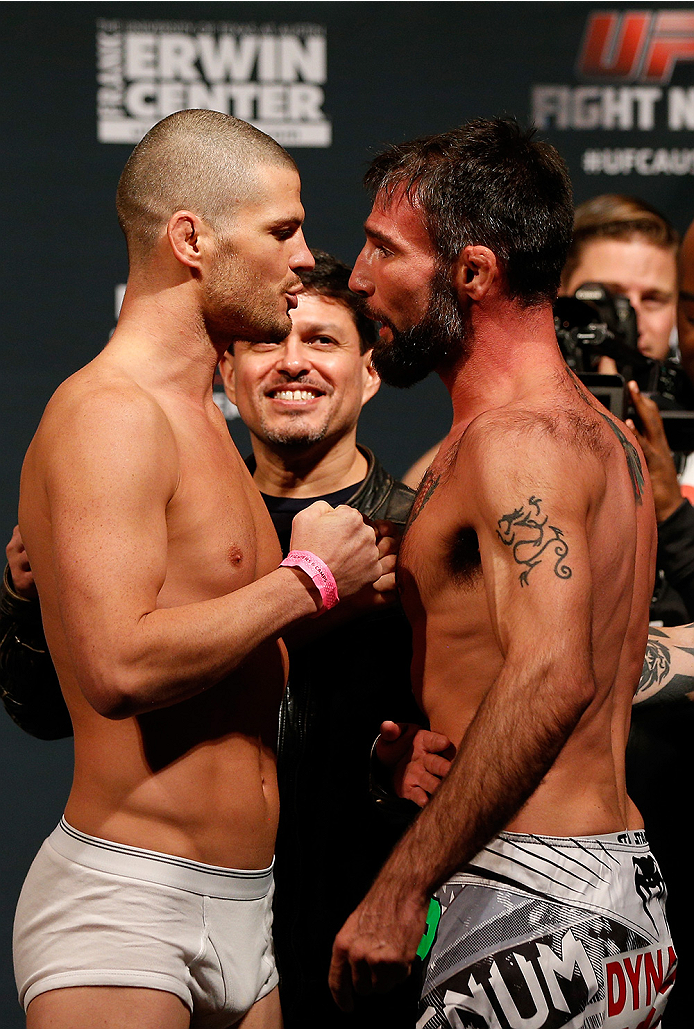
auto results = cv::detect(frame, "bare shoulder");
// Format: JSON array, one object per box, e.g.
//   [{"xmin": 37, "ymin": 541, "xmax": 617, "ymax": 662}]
[
  {"xmin": 30, "ymin": 361, "xmax": 179, "ymax": 494},
  {"xmin": 43, "ymin": 361, "xmax": 172, "ymax": 431},
  {"xmin": 458, "ymin": 401, "xmax": 607, "ymax": 504}
]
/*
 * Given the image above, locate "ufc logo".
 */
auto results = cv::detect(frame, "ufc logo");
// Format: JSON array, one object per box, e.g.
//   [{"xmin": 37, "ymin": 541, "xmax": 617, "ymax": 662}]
[{"xmin": 577, "ymin": 10, "xmax": 694, "ymax": 83}]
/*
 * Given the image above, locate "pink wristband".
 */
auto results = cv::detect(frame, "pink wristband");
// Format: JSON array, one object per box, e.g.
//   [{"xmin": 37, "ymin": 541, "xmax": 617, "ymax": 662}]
[{"xmin": 280, "ymin": 550, "xmax": 340, "ymax": 611}]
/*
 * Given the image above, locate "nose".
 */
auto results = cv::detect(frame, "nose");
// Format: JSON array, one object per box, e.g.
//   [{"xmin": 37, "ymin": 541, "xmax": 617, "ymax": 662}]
[
  {"xmin": 290, "ymin": 230, "xmax": 315, "ymax": 275},
  {"xmin": 275, "ymin": 334, "xmax": 311, "ymax": 378},
  {"xmin": 349, "ymin": 247, "xmax": 374, "ymax": 297}
]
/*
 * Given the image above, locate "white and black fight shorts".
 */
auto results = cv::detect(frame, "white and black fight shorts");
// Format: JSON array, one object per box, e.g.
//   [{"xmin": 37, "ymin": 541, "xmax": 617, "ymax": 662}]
[{"xmin": 418, "ymin": 830, "xmax": 675, "ymax": 1029}]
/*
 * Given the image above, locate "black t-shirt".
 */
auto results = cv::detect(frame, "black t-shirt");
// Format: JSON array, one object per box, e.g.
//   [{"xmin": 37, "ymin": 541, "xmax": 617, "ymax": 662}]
[{"xmin": 261, "ymin": 481, "xmax": 365, "ymax": 557}]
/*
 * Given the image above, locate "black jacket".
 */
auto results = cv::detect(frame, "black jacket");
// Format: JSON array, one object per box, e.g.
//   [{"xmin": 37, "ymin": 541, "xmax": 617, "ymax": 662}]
[
  {"xmin": 273, "ymin": 448, "xmax": 421, "ymax": 1029},
  {"xmin": 655, "ymin": 498, "xmax": 694, "ymax": 621}
]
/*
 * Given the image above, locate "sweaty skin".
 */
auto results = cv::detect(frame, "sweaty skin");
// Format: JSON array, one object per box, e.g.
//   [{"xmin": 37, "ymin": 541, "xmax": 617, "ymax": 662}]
[{"xmin": 329, "ymin": 189, "xmax": 657, "ymax": 1009}]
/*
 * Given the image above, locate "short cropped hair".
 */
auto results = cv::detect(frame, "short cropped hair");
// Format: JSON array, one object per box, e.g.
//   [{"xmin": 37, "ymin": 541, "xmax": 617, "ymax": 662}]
[
  {"xmin": 364, "ymin": 118, "xmax": 574, "ymax": 306},
  {"xmin": 300, "ymin": 250, "xmax": 378, "ymax": 354},
  {"xmin": 116, "ymin": 109, "xmax": 295, "ymax": 261},
  {"xmin": 562, "ymin": 194, "xmax": 679, "ymax": 288}
]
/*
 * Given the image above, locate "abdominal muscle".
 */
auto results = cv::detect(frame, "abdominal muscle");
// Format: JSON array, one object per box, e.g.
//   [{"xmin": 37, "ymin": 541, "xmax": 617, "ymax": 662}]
[
  {"xmin": 415, "ymin": 632, "xmax": 639, "ymax": 841},
  {"xmin": 62, "ymin": 642, "xmax": 286, "ymax": 871}
]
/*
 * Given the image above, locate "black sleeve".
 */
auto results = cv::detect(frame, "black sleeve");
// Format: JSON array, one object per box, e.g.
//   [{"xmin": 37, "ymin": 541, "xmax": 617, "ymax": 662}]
[
  {"xmin": 657, "ymin": 500, "xmax": 694, "ymax": 621},
  {"xmin": 0, "ymin": 566, "xmax": 72, "ymax": 739}
]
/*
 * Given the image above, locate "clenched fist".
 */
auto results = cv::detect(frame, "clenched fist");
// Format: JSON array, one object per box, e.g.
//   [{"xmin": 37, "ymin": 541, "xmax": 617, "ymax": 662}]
[{"xmin": 290, "ymin": 502, "xmax": 382, "ymax": 599}]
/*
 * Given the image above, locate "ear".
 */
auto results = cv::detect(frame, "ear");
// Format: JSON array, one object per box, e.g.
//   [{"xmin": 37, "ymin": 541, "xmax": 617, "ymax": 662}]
[
  {"xmin": 218, "ymin": 350, "xmax": 237, "ymax": 405},
  {"xmin": 452, "ymin": 246, "xmax": 499, "ymax": 302},
  {"xmin": 360, "ymin": 350, "xmax": 381, "ymax": 406},
  {"xmin": 167, "ymin": 210, "xmax": 206, "ymax": 270}
]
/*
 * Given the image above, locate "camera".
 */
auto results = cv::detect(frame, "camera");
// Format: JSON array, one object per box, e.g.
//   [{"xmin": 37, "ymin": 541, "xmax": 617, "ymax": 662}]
[{"xmin": 554, "ymin": 283, "xmax": 694, "ymax": 450}]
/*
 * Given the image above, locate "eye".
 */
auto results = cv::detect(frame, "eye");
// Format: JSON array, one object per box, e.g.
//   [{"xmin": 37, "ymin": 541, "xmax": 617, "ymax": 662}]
[
  {"xmin": 307, "ymin": 336, "xmax": 339, "ymax": 349},
  {"xmin": 250, "ymin": 341, "xmax": 281, "ymax": 353},
  {"xmin": 272, "ymin": 225, "xmax": 299, "ymax": 241}
]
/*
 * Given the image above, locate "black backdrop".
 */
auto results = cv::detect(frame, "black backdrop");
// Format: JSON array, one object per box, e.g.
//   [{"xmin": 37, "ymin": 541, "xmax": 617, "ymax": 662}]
[{"xmin": 2, "ymin": 3, "xmax": 694, "ymax": 1022}]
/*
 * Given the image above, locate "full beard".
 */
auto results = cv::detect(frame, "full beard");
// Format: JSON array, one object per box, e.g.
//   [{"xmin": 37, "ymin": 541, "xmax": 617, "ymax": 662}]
[{"xmin": 370, "ymin": 268, "xmax": 470, "ymax": 388}]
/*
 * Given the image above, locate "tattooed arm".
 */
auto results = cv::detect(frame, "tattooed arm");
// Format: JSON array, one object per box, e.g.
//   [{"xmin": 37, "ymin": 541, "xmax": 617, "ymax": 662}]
[
  {"xmin": 634, "ymin": 625, "xmax": 694, "ymax": 706},
  {"xmin": 329, "ymin": 422, "xmax": 601, "ymax": 1010}
]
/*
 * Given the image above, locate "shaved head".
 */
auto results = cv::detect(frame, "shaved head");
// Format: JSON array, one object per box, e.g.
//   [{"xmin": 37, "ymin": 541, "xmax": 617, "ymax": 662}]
[{"xmin": 116, "ymin": 109, "xmax": 296, "ymax": 262}]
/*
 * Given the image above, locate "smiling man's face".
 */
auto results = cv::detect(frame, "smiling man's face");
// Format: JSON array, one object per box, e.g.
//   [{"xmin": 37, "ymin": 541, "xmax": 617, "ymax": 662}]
[{"xmin": 219, "ymin": 290, "xmax": 379, "ymax": 451}]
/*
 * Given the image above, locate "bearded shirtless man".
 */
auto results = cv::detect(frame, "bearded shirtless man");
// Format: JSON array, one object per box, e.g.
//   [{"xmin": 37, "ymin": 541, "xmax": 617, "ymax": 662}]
[
  {"xmin": 13, "ymin": 110, "xmax": 382, "ymax": 1029},
  {"xmin": 329, "ymin": 119, "xmax": 676, "ymax": 1027}
]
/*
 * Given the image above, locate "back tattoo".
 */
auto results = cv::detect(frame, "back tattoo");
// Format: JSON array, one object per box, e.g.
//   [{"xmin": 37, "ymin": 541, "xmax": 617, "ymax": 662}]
[
  {"xmin": 597, "ymin": 411, "xmax": 645, "ymax": 505},
  {"xmin": 497, "ymin": 496, "xmax": 572, "ymax": 587},
  {"xmin": 569, "ymin": 372, "xmax": 644, "ymax": 505}
]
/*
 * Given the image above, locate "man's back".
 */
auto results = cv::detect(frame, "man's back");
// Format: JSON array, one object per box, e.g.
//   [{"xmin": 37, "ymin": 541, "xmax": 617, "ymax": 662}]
[{"xmin": 399, "ymin": 368, "xmax": 655, "ymax": 837}]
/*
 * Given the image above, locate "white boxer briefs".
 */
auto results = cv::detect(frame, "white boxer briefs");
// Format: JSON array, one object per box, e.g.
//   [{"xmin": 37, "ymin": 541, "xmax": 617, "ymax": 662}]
[{"xmin": 14, "ymin": 818, "xmax": 278, "ymax": 1027}]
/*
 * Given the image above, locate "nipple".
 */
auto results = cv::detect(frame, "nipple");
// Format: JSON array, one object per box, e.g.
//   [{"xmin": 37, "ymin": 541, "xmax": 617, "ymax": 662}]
[{"xmin": 228, "ymin": 544, "xmax": 243, "ymax": 566}]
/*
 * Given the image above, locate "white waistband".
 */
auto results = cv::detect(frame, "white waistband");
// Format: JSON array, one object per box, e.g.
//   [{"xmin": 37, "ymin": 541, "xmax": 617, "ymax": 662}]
[
  {"xmin": 497, "ymin": 828, "xmax": 650, "ymax": 851},
  {"xmin": 47, "ymin": 818, "xmax": 274, "ymax": 900}
]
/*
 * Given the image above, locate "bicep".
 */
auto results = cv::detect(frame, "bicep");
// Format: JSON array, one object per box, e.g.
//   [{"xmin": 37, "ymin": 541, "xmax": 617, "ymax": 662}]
[{"xmin": 474, "ymin": 475, "xmax": 594, "ymax": 685}]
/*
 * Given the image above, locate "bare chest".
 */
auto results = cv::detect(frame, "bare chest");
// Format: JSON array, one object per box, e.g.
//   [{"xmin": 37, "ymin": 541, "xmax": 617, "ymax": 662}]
[
  {"xmin": 398, "ymin": 468, "xmax": 484, "ymax": 622},
  {"xmin": 161, "ymin": 421, "xmax": 280, "ymax": 605}
]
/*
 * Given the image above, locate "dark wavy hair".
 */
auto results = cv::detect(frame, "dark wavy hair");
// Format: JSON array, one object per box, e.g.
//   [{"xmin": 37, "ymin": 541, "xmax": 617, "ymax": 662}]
[{"xmin": 364, "ymin": 118, "xmax": 574, "ymax": 307}]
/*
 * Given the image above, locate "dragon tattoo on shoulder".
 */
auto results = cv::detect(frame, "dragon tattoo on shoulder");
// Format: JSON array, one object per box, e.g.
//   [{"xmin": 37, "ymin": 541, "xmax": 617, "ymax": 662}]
[{"xmin": 496, "ymin": 495, "xmax": 572, "ymax": 587}]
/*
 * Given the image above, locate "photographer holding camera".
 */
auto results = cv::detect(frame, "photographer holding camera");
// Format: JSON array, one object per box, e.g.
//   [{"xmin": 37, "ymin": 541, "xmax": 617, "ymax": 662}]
[{"xmin": 559, "ymin": 194, "xmax": 694, "ymax": 625}]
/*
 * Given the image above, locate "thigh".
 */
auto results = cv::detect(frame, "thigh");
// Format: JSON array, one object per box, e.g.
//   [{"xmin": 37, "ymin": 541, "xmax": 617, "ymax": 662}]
[
  {"xmin": 26, "ymin": 986, "xmax": 191, "ymax": 1029},
  {"xmin": 235, "ymin": 986, "xmax": 282, "ymax": 1029}
]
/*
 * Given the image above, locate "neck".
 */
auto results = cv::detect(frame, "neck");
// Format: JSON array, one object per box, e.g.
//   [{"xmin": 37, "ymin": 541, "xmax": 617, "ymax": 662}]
[
  {"xmin": 104, "ymin": 267, "xmax": 224, "ymax": 402},
  {"xmin": 440, "ymin": 298, "xmax": 565, "ymax": 430},
  {"xmin": 250, "ymin": 429, "xmax": 369, "ymax": 498}
]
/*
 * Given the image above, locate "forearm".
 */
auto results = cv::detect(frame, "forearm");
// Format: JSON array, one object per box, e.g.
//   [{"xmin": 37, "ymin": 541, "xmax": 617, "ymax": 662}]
[
  {"xmin": 369, "ymin": 661, "xmax": 593, "ymax": 903},
  {"xmin": 71, "ymin": 566, "xmax": 320, "ymax": 717},
  {"xmin": 635, "ymin": 623, "xmax": 694, "ymax": 705}
]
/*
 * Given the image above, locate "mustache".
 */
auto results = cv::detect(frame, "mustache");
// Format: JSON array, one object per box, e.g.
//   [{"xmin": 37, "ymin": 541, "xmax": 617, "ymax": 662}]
[
  {"xmin": 265, "ymin": 376, "xmax": 332, "ymax": 395},
  {"xmin": 364, "ymin": 304, "xmax": 396, "ymax": 332}
]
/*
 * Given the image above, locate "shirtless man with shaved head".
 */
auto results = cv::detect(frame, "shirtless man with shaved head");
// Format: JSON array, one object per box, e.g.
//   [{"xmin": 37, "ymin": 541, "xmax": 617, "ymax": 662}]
[
  {"xmin": 329, "ymin": 119, "xmax": 676, "ymax": 1028},
  {"xmin": 13, "ymin": 110, "xmax": 382, "ymax": 1029}
]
